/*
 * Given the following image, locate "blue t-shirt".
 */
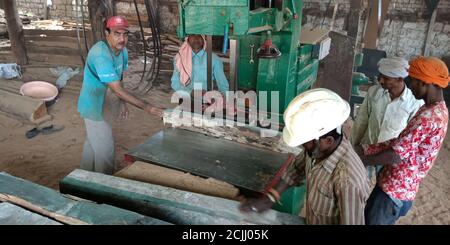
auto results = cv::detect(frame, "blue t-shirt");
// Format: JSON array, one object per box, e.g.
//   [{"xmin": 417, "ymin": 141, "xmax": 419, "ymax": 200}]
[{"xmin": 77, "ymin": 41, "xmax": 128, "ymax": 121}]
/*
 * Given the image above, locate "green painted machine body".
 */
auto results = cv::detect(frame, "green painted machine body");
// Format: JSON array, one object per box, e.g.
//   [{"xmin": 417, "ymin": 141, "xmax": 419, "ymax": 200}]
[
  {"xmin": 177, "ymin": 0, "xmax": 321, "ymax": 215},
  {"xmin": 177, "ymin": 0, "xmax": 319, "ymax": 117}
]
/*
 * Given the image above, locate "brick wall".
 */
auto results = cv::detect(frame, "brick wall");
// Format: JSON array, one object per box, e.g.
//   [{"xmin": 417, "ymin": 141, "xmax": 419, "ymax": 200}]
[
  {"xmin": 16, "ymin": 0, "xmax": 46, "ymax": 17},
  {"xmin": 14, "ymin": 0, "xmax": 450, "ymax": 59},
  {"xmin": 302, "ymin": 0, "xmax": 450, "ymax": 59},
  {"xmin": 16, "ymin": 0, "xmax": 89, "ymax": 20}
]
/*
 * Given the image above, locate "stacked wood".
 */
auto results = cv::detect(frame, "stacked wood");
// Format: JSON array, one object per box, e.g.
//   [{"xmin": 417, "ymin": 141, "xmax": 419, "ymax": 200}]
[
  {"xmin": 60, "ymin": 169, "xmax": 305, "ymax": 225},
  {"xmin": 22, "ymin": 28, "xmax": 91, "ymax": 66},
  {"xmin": 0, "ymin": 171, "xmax": 170, "ymax": 225}
]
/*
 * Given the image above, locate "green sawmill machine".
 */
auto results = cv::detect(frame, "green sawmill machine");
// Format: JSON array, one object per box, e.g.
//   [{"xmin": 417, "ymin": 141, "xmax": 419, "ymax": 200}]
[
  {"xmin": 125, "ymin": 0, "xmax": 332, "ymax": 217},
  {"xmin": 177, "ymin": 0, "xmax": 328, "ymax": 121}
]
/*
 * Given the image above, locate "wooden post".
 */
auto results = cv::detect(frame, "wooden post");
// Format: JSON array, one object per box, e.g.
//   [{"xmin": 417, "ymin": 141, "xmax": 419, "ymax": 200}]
[
  {"xmin": 423, "ymin": 7, "xmax": 437, "ymax": 56},
  {"xmin": 3, "ymin": 0, "xmax": 28, "ymax": 65},
  {"xmin": 362, "ymin": 0, "xmax": 390, "ymax": 49},
  {"xmin": 87, "ymin": 0, "xmax": 115, "ymax": 43},
  {"xmin": 346, "ymin": 0, "xmax": 364, "ymax": 39},
  {"xmin": 329, "ymin": 0, "xmax": 340, "ymax": 31}
]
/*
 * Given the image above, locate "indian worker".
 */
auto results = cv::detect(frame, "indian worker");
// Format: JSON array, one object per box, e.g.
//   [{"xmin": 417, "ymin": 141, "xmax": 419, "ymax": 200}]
[
  {"xmin": 356, "ymin": 56, "xmax": 449, "ymax": 225},
  {"xmin": 77, "ymin": 16, "xmax": 163, "ymax": 175},
  {"xmin": 240, "ymin": 88, "xmax": 371, "ymax": 225},
  {"xmin": 171, "ymin": 34, "xmax": 229, "ymax": 94},
  {"xmin": 351, "ymin": 57, "xmax": 424, "ymax": 180},
  {"xmin": 171, "ymin": 34, "xmax": 229, "ymax": 95}
]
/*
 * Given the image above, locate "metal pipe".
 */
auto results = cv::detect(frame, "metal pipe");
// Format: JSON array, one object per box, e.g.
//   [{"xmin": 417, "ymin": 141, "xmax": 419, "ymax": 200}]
[{"xmin": 229, "ymin": 39, "xmax": 239, "ymax": 91}]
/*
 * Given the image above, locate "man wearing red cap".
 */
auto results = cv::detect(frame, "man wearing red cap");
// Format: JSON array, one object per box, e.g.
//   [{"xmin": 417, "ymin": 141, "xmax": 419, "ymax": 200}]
[
  {"xmin": 77, "ymin": 16, "xmax": 163, "ymax": 174},
  {"xmin": 356, "ymin": 56, "xmax": 450, "ymax": 224}
]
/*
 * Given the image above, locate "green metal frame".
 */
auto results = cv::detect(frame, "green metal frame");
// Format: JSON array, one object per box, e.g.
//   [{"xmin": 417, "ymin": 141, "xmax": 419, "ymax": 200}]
[{"xmin": 177, "ymin": 0, "xmax": 320, "ymax": 215}]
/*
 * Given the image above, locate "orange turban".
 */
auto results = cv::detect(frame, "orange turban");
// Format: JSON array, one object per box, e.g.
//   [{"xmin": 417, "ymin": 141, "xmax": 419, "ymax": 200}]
[{"xmin": 409, "ymin": 56, "xmax": 450, "ymax": 88}]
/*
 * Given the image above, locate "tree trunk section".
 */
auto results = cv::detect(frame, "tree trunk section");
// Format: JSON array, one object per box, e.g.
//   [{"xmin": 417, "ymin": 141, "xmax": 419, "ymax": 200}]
[
  {"xmin": 3, "ymin": 0, "xmax": 28, "ymax": 65},
  {"xmin": 87, "ymin": 0, "xmax": 115, "ymax": 43}
]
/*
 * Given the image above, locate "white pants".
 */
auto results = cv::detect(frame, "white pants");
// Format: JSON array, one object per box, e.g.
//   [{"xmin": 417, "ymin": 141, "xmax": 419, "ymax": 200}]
[
  {"xmin": 80, "ymin": 90, "xmax": 120, "ymax": 174},
  {"xmin": 80, "ymin": 118, "xmax": 115, "ymax": 174}
]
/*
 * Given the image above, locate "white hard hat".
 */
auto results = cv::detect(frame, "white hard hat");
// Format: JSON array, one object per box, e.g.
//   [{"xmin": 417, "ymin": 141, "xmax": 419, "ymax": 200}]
[{"xmin": 282, "ymin": 88, "xmax": 350, "ymax": 147}]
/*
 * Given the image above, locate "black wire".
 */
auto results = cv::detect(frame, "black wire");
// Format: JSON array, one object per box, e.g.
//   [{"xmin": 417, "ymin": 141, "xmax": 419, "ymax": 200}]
[
  {"xmin": 143, "ymin": 0, "xmax": 161, "ymax": 93},
  {"xmin": 133, "ymin": 0, "xmax": 147, "ymax": 85}
]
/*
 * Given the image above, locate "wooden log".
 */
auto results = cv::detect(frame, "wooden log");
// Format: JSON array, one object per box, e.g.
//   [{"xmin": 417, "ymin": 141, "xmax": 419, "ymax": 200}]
[
  {"xmin": 3, "ymin": 0, "xmax": 28, "ymax": 65},
  {"xmin": 87, "ymin": 0, "xmax": 114, "ymax": 43},
  {"xmin": 115, "ymin": 161, "xmax": 240, "ymax": 200},
  {"xmin": 0, "ymin": 202, "xmax": 62, "ymax": 225},
  {"xmin": 0, "ymin": 90, "xmax": 48, "ymax": 123},
  {"xmin": 60, "ymin": 169, "xmax": 305, "ymax": 225},
  {"xmin": 0, "ymin": 172, "xmax": 170, "ymax": 225}
]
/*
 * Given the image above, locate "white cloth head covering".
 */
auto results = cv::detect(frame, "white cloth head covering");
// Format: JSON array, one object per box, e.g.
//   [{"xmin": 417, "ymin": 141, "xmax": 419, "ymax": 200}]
[{"xmin": 377, "ymin": 57, "xmax": 409, "ymax": 78}]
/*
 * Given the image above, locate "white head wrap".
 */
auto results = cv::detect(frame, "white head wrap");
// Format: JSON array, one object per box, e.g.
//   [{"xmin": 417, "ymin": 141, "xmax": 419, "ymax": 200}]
[{"xmin": 377, "ymin": 57, "xmax": 409, "ymax": 78}]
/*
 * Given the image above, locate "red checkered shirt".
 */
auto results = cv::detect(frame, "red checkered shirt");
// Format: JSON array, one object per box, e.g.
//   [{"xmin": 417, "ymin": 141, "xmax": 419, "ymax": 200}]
[{"xmin": 363, "ymin": 101, "xmax": 448, "ymax": 201}]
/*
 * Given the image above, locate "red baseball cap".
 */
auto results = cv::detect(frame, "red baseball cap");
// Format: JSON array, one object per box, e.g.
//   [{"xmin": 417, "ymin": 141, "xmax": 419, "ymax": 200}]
[{"xmin": 106, "ymin": 16, "xmax": 129, "ymax": 30}]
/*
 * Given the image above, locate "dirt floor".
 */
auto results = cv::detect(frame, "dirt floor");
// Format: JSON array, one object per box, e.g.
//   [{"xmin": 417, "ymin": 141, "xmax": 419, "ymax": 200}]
[{"xmin": 0, "ymin": 59, "xmax": 449, "ymax": 224}]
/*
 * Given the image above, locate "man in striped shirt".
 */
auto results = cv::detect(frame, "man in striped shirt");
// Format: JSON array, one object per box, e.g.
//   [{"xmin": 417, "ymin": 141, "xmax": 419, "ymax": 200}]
[{"xmin": 240, "ymin": 89, "xmax": 371, "ymax": 225}]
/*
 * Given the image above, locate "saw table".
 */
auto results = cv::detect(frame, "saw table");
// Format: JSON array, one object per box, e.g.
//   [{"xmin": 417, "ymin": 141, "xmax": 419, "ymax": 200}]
[{"xmin": 126, "ymin": 128, "xmax": 289, "ymax": 194}]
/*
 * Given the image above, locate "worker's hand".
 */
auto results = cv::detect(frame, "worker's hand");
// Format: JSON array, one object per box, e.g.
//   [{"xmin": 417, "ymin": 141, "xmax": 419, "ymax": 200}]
[
  {"xmin": 145, "ymin": 105, "xmax": 164, "ymax": 118},
  {"xmin": 239, "ymin": 195, "xmax": 274, "ymax": 214},
  {"xmin": 120, "ymin": 102, "xmax": 129, "ymax": 119}
]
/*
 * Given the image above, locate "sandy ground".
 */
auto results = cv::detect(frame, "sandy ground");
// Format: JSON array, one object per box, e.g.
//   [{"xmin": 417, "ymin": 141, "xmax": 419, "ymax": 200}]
[{"xmin": 0, "ymin": 61, "xmax": 449, "ymax": 224}]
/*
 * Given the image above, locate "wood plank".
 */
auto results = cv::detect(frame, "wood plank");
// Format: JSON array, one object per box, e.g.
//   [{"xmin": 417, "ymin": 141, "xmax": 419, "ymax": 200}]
[
  {"xmin": 115, "ymin": 161, "xmax": 240, "ymax": 200},
  {"xmin": 300, "ymin": 28, "xmax": 329, "ymax": 44},
  {"xmin": 126, "ymin": 128, "xmax": 289, "ymax": 193},
  {"xmin": 162, "ymin": 109, "xmax": 300, "ymax": 154},
  {"xmin": 27, "ymin": 53, "xmax": 84, "ymax": 66},
  {"xmin": 25, "ymin": 38, "xmax": 84, "ymax": 50},
  {"xmin": 60, "ymin": 169, "xmax": 305, "ymax": 225},
  {"xmin": 314, "ymin": 31, "xmax": 355, "ymax": 102},
  {"xmin": 25, "ymin": 45, "xmax": 81, "ymax": 56},
  {"xmin": 21, "ymin": 67, "xmax": 83, "ymax": 84},
  {"xmin": 0, "ymin": 172, "xmax": 170, "ymax": 225},
  {"xmin": 23, "ymin": 29, "xmax": 92, "ymax": 38},
  {"xmin": 0, "ymin": 202, "xmax": 62, "ymax": 225}
]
